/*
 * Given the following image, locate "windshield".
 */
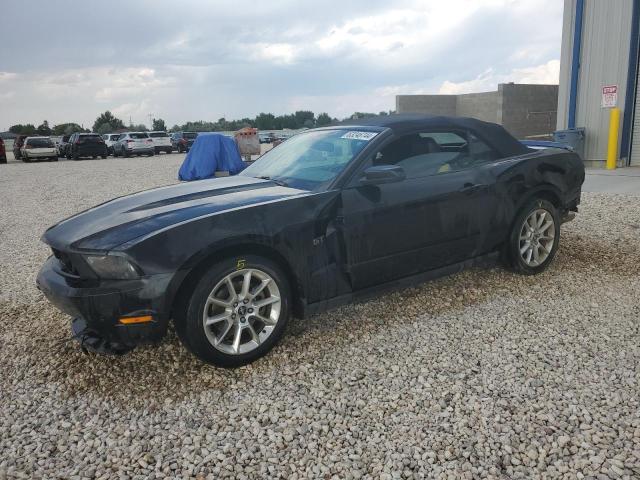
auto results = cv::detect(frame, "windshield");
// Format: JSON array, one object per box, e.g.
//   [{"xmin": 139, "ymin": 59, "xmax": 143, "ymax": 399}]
[
  {"xmin": 241, "ymin": 129, "xmax": 377, "ymax": 190},
  {"xmin": 27, "ymin": 138, "xmax": 54, "ymax": 147}
]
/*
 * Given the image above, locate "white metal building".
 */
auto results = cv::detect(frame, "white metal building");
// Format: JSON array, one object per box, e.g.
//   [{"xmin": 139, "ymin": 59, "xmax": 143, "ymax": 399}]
[{"xmin": 557, "ymin": 0, "xmax": 640, "ymax": 166}]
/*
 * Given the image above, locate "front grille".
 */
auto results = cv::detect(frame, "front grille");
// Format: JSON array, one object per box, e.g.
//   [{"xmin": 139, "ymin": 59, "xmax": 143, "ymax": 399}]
[{"xmin": 52, "ymin": 248, "xmax": 79, "ymax": 276}]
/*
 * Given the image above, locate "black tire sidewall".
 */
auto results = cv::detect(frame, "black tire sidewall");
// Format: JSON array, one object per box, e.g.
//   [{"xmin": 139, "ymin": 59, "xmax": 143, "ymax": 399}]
[
  {"xmin": 180, "ymin": 255, "xmax": 291, "ymax": 367},
  {"xmin": 509, "ymin": 198, "xmax": 560, "ymax": 275}
]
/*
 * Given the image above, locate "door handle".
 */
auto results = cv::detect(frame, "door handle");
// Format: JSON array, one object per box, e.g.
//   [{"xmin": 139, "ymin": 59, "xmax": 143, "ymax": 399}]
[{"xmin": 460, "ymin": 183, "xmax": 487, "ymax": 194}]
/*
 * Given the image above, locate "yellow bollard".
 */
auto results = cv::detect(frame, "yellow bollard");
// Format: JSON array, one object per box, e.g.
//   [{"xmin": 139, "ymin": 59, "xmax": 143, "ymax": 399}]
[{"xmin": 606, "ymin": 107, "xmax": 620, "ymax": 170}]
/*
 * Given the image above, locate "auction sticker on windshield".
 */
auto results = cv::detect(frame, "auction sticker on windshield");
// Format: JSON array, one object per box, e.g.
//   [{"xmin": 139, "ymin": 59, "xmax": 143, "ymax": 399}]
[{"xmin": 341, "ymin": 131, "xmax": 378, "ymax": 141}]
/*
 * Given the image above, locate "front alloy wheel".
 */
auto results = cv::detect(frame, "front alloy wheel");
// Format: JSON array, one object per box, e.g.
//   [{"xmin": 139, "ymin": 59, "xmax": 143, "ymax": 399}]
[
  {"xmin": 203, "ymin": 268, "xmax": 281, "ymax": 355},
  {"xmin": 177, "ymin": 255, "xmax": 290, "ymax": 367}
]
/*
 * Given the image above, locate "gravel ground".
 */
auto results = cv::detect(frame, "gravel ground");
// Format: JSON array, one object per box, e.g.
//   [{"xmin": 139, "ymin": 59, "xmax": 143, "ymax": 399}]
[{"xmin": 1, "ymin": 157, "xmax": 640, "ymax": 479}]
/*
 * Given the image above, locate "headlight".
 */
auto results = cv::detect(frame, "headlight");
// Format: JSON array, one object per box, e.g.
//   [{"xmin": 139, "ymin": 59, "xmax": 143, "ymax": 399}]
[{"xmin": 84, "ymin": 255, "xmax": 141, "ymax": 279}]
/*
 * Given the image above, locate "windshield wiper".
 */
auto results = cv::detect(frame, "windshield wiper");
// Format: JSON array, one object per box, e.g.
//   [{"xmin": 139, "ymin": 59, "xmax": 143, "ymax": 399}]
[{"xmin": 256, "ymin": 176, "xmax": 288, "ymax": 187}]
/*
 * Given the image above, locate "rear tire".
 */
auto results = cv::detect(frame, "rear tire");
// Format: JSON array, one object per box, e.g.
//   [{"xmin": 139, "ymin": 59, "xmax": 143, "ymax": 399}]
[
  {"xmin": 175, "ymin": 255, "xmax": 291, "ymax": 367},
  {"xmin": 507, "ymin": 198, "xmax": 560, "ymax": 275},
  {"xmin": 101, "ymin": 155, "xmax": 107, "ymax": 159}
]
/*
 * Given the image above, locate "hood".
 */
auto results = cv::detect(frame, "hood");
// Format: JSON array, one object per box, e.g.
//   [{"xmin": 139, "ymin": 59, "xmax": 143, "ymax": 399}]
[{"xmin": 43, "ymin": 176, "xmax": 309, "ymax": 251}]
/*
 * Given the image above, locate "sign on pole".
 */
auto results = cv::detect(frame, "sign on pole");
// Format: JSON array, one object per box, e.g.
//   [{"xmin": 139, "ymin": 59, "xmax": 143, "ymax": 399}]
[{"xmin": 601, "ymin": 85, "xmax": 618, "ymax": 108}]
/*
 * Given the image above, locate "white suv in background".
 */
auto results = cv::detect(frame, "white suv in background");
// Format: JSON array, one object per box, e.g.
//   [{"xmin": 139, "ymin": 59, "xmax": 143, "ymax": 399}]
[
  {"xmin": 148, "ymin": 131, "xmax": 173, "ymax": 154},
  {"xmin": 21, "ymin": 137, "xmax": 58, "ymax": 162},
  {"xmin": 102, "ymin": 133, "xmax": 121, "ymax": 155},
  {"xmin": 112, "ymin": 132, "xmax": 155, "ymax": 157}
]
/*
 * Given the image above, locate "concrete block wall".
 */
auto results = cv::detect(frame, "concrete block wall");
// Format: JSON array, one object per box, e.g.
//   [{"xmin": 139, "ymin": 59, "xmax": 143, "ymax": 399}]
[
  {"xmin": 456, "ymin": 91, "xmax": 499, "ymax": 124},
  {"xmin": 395, "ymin": 84, "xmax": 558, "ymax": 139},
  {"xmin": 500, "ymin": 84, "xmax": 559, "ymax": 139},
  {"xmin": 395, "ymin": 95, "xmax": 457, "ymax": 116}
]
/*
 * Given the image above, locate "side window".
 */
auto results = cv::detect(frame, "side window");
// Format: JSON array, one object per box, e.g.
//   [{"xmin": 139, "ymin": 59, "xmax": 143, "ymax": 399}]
[
  {"xmin": 370, "ymin": 130, "xmax": 499, "ymax": 179},
  {"xmin": 371, "ymin": 131, "xmax": 467, "ymax": 179},
  {"xmin": 467, "ymin": 133, "xmax": 500, "ymax": 164}
]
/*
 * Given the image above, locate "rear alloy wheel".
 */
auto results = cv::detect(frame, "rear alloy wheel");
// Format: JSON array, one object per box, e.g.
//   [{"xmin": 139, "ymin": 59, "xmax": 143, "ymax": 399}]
[
  {"xmin": 508, "ymin": 199, "xmax": 560, "ymax": 275},
  {"xmin": 177, "ymin": 256, "xmax": 290, "ymax": 367}
]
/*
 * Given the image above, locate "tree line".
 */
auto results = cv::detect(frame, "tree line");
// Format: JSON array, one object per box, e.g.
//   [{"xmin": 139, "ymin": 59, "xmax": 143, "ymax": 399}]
[{"xmin": 8, "ymin": 110, "xmax": 394, "ymax": 136}]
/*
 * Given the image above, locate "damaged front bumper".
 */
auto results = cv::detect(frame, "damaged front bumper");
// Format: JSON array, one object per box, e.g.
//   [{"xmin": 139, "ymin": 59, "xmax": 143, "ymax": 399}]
[{"xmin": 36, "ymin": 255, "xmax": 174, "ymax": 353}]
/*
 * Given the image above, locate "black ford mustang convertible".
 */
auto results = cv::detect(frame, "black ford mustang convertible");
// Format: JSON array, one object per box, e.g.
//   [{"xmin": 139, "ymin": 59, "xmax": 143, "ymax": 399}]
[{"xmin": 37, "ymin": 115, "xmax": 585, "ymax": 367}]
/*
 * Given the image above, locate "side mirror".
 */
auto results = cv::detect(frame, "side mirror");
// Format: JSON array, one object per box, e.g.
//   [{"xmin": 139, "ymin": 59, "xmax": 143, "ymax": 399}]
[{"xmin": 360, "ymin": 165, "xmax": 406, "ymax": 185}]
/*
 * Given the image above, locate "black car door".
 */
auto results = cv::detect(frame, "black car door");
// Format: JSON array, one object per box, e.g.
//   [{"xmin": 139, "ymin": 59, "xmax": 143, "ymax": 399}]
[{"xmin": 338, "ymin": 129, "xmax": 499, "ymax": 291}]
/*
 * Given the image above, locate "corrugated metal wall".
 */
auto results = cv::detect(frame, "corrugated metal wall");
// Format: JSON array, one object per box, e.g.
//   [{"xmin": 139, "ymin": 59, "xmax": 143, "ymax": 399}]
[
  {"xmin": 556, "ymin": 0, "xmax": 576, "ymax": 131},
  {"xmin": 557, "ymin": 0, "xmax": 634, "ymax": 163},
  {"xmin": 632, "ymin": 69, "xmax": 640, "ymax": 165}
]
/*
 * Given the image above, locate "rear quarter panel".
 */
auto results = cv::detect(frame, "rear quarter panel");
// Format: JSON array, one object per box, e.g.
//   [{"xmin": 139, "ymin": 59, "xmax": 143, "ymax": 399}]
[{"xmin": 489, "ymin": 149, "xmax": 584, "ymax": 238}]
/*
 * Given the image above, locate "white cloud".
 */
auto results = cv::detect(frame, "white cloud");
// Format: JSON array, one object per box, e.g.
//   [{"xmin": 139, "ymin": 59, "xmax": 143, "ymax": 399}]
[
  {"xmin": 439, "ymin": 60, "xmax": 560, "ymax": 94},
  {"xmin": 0, "ymin": 0, "xmax": 563, "ymax": 128}
]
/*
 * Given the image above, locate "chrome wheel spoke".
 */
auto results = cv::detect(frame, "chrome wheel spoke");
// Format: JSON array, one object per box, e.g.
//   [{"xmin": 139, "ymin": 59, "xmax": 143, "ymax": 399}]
[
  {"xmin": 539, "ymin": 220, "xmax": 554, "ymax": 234},
  {"xmin": 232, "ymin": 324, "xmax": 243, "ymax": 353},
  {"xmin": 247, "ymin": 323, "xmax": 261, "ymax": 345},
  {"xmin": 255, "ymin": 313, "xmax": 276, "ymax": 326},
  {"xmin": 532, "ymin": 245, "xmax": 540, "ymax": 264},
  {"xmin": 520, "ymin": 242, "xmax": 530, "ymax": 255},
  {"xmin": 254, "ymin": 296, "xmax": 280, "ymax": 308},
  {"xmin": 240, "ymin": 271, "xmax": 252, "ymax": 299},
  {"xmin": 205, "ymin": 312, "xmax": 231, "ymax": 326},
  {"xmin": 215, "ymin": 321, "xmax": 233, "ymax": 345},
  {"xmin": 250, "ymin": 278, "xmax": 271, "ymax": 299},
  {"xmin": 208, "ymin": 296, "xmax": 231, "ymax": 308},
  {"xmin": 225, "ymin": 276, "xmax": 237, "ymax": 300}
]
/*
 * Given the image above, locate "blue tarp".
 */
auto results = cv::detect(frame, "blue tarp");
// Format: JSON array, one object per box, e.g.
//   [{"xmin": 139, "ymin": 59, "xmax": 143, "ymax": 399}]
[{"xmin": 178, "ymin": 133, "xmax": 246, "ymax": 181}]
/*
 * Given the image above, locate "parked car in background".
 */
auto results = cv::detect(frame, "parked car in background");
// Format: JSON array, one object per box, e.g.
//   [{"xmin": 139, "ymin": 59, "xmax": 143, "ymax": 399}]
[
  {"xmin": 37, "ymin": 115, "xmax": 584, "ymax": 367},
  {"xmin": 20, "ymin": 137, "xmax": 58, "ymax": 162},
  {"xmin": 112, "ymin": 132, "xmax": 155, "ymax": 157},
  {"xmin": 57, "ymin": 135, "xmax": 71, "ymax": 157},
  {"xmin": 258, "ymin": 133, "xmax": 274, "ymax": 144},
  {"xmin": 148, "ymin": 131, "xmax": 173, "ymax": 154},
  {"xmin": 0, "ymin": 138, "xmax": 6, "ymax": 164},
  {"xmin": 66, "ymin": 133, "xmax": 108, "ymax": 160},
  {"xmin": 12, "ymin": 135, "xmax": 28, "ymax": 160},
  {"xmin": 171, "ymin": 132, "xmax": 198, "ymax": 153},
  {"xmin": 102, "ymin": 134, "xmax": 121, "ymax": 155}
]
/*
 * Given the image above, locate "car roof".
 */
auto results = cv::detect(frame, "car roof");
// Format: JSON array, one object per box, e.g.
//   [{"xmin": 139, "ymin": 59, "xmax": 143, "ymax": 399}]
[{"xmin": 335, "ymin": 113, "xmax": 530, "ymax": 157}]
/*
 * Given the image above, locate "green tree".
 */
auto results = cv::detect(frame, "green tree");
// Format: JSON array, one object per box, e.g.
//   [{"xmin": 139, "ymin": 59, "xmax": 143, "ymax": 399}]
[
  {"xmin": 52, "ymin": 123, "xmax": 84, "ymax": 136},
  {"xmin": 316, "ymin": 112, "xmax": 332, "ymax": 126},
  {"xmin": 36, "ymin": 120, "xmax": 51, "ymax": 135},
  {"xmin": 95, "ymin": 122, "xmax": 113, "ymax": 134},
  {"xmin": 131, "ymin": 124, "xmax": 149, "ymax": 132},
  {"xmin": 294, "ymin": 111, "xmax": 315, "ymax": 128},
  {"xmin": 93, "ymin": 111, "xmax": 125, "ymax": 132},
  {"xmin": 9, "ymin": 124, "xmax": 37, "ymax": 135},
  {"xmin": 152, "ymin": 118, "xmax": 166, "ymax": 131},
  {"xmin": 255, "ymin": 113, "xmax": 275, "ymax": 130}
]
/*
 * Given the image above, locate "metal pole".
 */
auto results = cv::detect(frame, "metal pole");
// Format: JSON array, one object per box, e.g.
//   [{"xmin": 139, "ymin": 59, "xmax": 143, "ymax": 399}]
[{"xmin": 606, "ymin": 107, "xmax": 621, "ymax": 170}]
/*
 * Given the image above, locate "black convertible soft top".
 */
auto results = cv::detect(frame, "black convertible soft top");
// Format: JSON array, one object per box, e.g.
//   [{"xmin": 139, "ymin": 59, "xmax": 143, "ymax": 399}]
[{"xmin": 340, "ymin": 114, "xmax": 530, "ymax": 158}]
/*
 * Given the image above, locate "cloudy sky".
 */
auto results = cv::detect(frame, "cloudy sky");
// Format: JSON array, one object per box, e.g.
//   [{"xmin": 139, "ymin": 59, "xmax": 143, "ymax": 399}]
[{"xmin": 0, "ymin": 0, "xmax": 563, "ymax": 130}]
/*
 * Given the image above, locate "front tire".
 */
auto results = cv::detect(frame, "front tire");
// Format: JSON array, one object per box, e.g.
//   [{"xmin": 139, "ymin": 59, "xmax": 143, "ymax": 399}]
[
  {"xmin": 176, "ymin": 255, "xmax": 291, "ymax": 367},
  {"xmin": 507, "ymin": 198, "xmax": 560, "ymax": 275}
]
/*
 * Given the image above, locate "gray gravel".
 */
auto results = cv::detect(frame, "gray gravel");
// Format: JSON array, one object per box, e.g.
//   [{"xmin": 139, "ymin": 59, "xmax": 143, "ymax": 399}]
[{"xmin": 1, "ymin": 157, "xmax": 640, "ymax": 479}]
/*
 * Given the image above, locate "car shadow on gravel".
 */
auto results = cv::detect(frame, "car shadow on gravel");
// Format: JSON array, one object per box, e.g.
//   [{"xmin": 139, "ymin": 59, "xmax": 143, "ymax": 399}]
[{"xmin": 5, "ymin": 230, "xmax": 637, "ymax": 405}]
